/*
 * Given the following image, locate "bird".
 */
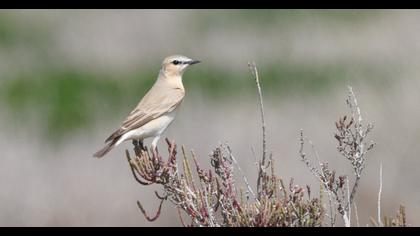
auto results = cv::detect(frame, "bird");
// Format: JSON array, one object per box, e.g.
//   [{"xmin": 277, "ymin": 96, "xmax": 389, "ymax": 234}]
[{"xmin": 93, "ymin": 55, "xmax": 201, "ymax": 158}]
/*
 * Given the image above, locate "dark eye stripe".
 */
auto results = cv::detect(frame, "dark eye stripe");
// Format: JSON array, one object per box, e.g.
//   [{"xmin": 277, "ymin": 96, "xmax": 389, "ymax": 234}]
[{"xmin": 172, "ymin": 60, "xmax": 189, "ymax": 65}]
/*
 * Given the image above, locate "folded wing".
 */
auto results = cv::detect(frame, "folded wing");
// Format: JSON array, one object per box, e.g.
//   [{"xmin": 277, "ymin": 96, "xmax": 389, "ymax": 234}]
[{"xmin": 105, "ymin": 83, "xmax": 184, "ymax": 143}]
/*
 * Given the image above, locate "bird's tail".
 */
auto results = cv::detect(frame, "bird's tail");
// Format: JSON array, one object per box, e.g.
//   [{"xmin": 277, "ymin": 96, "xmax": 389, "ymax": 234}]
[{"xmin": 93, "ymin": 140, "xmax": 117, "ymax": 158}]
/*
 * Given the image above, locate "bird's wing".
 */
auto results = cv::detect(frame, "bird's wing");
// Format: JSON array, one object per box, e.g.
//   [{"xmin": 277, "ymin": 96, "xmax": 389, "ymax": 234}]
[{"xmin": 105, "ymin": 85, "xmax": 184, "ymax": 142}]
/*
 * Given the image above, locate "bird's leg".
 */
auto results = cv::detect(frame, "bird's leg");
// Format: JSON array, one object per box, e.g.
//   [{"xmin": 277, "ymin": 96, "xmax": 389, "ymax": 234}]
[
  {"xmin": 132, "ymin": 139, "xmax": 146, "ymax": 156},
  {"xmin": 134, "ymin": 140, "xmax": 146, "ymax": 150},
  {"xmin": 132, "ymin": 139, "xmax": 141, "ymax": 156},
  {"xmin": 132, "ymin": 139, "xmax": 139, "ymax": 147},
  {"xmin": 151, "ymin": 136, "xmax": 160, "ymax": 157},
  {"xmin": 139, "ymin": 140, "xmax": 145, "ymax": 151}
]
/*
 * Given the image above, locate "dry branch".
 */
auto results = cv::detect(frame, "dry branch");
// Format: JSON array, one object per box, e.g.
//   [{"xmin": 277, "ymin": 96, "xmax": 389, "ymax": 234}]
[{"xmin": 120, "ymin": 64, "xmax": 406, "ymax": 227}]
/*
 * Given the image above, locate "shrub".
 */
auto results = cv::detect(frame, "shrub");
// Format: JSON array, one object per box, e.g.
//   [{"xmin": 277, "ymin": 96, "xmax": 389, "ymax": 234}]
[{"xmin": 124, "ymin": 63, "xmax": 407, "ymax": 227}]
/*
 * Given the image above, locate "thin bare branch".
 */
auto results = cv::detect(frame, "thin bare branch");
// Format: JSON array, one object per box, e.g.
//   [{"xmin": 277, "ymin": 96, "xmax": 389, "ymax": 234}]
[
  {"xmin": 126, "ymin": 150, "xmax": 153, "ymax": 185},
  {"xmin": 354, "ymin": 202, "xmax": 360, "ymax": 227},
  {"xmin": 344, "ymin": 177, "xmax": 351, "ymax": 227},
  {"xmin": 227, "ymin": 145, "xmax": 259, "ymax": 204},
  {"xmin": 248, "ymin": 62, "xmax": 267, "ymax": 199},
  {"xmin": 137, "ymin": 199, "xmax": 165, "ymax": 222},
  {"xmin": 378, "ymin": 162, "xmax": 383, "ymax": 226}
]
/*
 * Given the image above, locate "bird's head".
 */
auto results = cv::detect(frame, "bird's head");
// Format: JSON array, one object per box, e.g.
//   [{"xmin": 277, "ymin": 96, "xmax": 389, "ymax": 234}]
[{"xmin": 161, "ymin": 55, "xmax": 201, "ymax": 77}]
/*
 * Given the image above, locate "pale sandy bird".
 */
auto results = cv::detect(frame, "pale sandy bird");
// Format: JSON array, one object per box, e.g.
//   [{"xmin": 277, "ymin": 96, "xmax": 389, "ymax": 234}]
[{"xmin": 93, "ymin": 55, "xmax": 200, "ymax": 158}]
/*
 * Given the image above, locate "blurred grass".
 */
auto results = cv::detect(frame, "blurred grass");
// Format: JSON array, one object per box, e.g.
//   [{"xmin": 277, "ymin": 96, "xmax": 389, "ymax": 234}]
[
  {"xmin": 0, "ymin": 62, "xmax": 393, "ymax": 142},
  {"xmin": 190, "ymin": 9, "xmax": 384, "ymax": 33},
  {"xmin": 0, "ymin": 9, "xmax": 395, "ymax": 142},
  {"xmin": 0, "ymin": 13, "xmax": 52, "ymax": 47},
  {"xmin": 0, "ymin": 67, "xmax": 155, "ymax": 143}
]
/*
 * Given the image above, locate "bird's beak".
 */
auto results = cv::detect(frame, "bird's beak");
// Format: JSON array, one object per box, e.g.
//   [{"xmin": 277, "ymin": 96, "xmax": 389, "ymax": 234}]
[{"xmin": 187, "ymin": 60, "xmax": 201, "ymax": 65}]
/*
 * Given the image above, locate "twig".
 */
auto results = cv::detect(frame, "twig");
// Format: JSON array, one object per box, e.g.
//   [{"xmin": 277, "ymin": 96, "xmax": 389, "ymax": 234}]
[
  {"xmin": 327, "ymin": 191, "xmax": 335, "ymax": 227},
  {"xmin": 378, "ymin": 162, "xmax": 383, "ymax": 226},
  {"xmin": 177, "ymin": 207, "xmax": 188, "ymax": 227},
  {"xmin": 344, "ymin": 177, "xmax": 351, "ymax": 227},
  {"xmin": 299, "ymin": 130, "xmax": 335, "ymax": 226},
  {"xmin": 299, "ymin": 86, "xmax": 376, "ymax": 227},
  {"xmin": 347, "ymin": 86, "xmax": 362, "ymax": 127},
  {"xmin": 345, "ymin": 86, "xmax": 373, "ymax": 212},
  {"xmin": 137, "ymin": 198, "xmax": 165, "ymax": 222},
  {"xmin": 227, "ymin": 145, "xmax": 259, "ymax": 205},
  {"xmin": 248, "ymin": 62, "xmax": 267, "ymax": 198},
  {"xmin": 248, "ymin": 62, "xmax": 267, "ymax": 163},
  {"xmin": 354, "ymin": 202, "xmax": 360, "ymax": 227},
  {"xmin": 348, "ymin": 176, "xmax": 361, "ymax": 211},
  {"xmin": 251, "ymin": 146, "xmax": 258, "ymax": 167}
]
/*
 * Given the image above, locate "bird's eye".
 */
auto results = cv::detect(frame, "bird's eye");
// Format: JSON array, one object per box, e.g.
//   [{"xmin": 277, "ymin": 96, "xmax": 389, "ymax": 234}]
[{"xmin": 172, "ymin": 60, "xmax": 180, "ymax": 65}]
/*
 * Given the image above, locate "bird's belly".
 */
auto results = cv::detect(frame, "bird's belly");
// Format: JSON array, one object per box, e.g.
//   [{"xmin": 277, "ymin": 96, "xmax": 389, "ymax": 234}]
[{"xmin": 127, "ymin": 110, "xmax": 177, "ymax": 140}]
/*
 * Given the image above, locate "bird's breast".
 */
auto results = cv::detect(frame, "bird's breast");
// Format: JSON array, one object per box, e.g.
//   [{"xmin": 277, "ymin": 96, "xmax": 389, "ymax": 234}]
[{"xmin": 159, "ymin": 109, "xmax": 177, "ymax": 128}]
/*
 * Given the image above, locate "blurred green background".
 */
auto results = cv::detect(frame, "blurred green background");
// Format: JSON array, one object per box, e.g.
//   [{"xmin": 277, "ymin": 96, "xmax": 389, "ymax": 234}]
[
  {"xmin": 0, "ymin": 10, "xmax": 419, "ymax": 226},
  {"xmin": 0, "ymin": 10, "xmax": 395, "ymax": 142}
]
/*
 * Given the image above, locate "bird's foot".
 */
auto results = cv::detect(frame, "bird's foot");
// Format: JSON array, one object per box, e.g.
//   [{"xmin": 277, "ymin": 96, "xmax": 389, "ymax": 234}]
[
  {"xmin": 132, "ymin": 140, "xmax": 147, "ymax": 156},
  {"xmin": 132, "ymin": 139, "xmax": 138, "ymax": 147},
  {"xmin": 139, "ymin": 141, "xmax": 145, "ymax": 151},
  {"xmin": 132, "ymin": 140, "xmax": 140, "ymax": 156}
]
